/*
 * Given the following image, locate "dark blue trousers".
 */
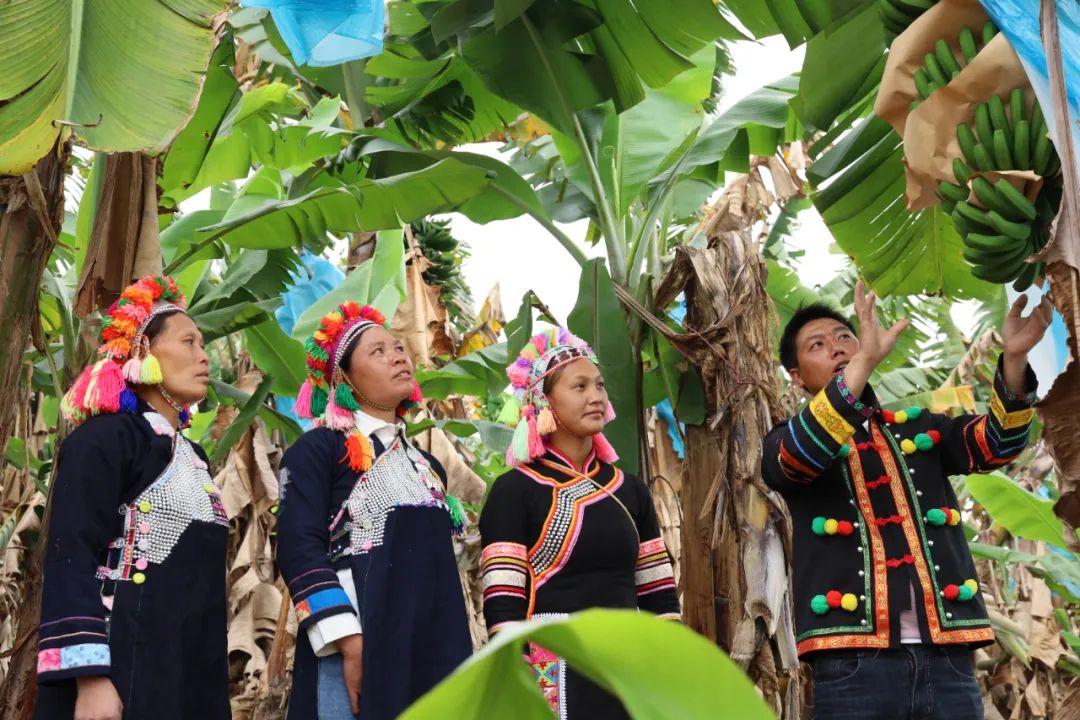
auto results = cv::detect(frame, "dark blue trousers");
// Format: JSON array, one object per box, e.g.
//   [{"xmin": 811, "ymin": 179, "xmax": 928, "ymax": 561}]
[{"xmin": 811, "ymin": 646, "xmax": 984, "ymax": 719}]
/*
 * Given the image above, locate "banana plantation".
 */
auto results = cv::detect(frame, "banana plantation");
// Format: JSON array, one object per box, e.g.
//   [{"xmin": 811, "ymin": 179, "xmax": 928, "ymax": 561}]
[{"xmin": 1, "ymin": 0, "xmax": 1079, "ymax": 718}]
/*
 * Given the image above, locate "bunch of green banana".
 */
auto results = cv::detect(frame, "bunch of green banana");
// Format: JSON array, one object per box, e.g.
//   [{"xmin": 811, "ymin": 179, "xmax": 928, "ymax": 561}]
[
  {"xmin": 912, "ymin": 22, "xmax": 999, "ymax": 103},
  {"xmin": 409, "ymin": 219, "xmax": 476, "ymax": 332},
  {"xmin": 879, "ymin": 0, "xmax": 940, "ymax": 41},
  {"xmin": 949, "ymin": 90, "xmax": 1062, "ymax": 180}
]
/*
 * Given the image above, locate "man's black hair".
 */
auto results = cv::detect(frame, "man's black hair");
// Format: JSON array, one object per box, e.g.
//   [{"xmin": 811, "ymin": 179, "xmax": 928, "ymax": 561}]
[{"xmin": 779, "ymin": 304, "xmax": 856, "ymax": 371}]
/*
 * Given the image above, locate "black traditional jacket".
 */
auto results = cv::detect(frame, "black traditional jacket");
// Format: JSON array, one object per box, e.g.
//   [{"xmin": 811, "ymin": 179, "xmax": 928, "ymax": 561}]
[{"xmin": 762, "ymin": 355, "xmax": 1036, "ymax": 657}]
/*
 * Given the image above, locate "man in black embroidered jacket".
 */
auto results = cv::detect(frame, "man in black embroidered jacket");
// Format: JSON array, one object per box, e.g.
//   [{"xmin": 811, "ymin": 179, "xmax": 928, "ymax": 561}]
[{"xmin": 762, "ymin": 280, "xmax": 1053, "ymax": 719}]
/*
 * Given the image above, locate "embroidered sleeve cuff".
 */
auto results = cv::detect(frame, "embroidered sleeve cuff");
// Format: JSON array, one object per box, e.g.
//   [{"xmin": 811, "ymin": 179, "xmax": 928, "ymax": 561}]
[
  {"xmin": 832, "ymin": 372, "xmax": 878, "ymax": 421},
  {"xmin": 293, "ymin": 586, "xmax": 356, "ymax": 633},
  {"xmin": 37, "ymin": 643, "xmax": 110, "ymax": 683},
  {"xmin": 307, "ymin": 613, "xmax": 363, "ymax": 657},
  {"xmin": 993, "ymin": 355, "xmax": 1038, "ymax": 406}
]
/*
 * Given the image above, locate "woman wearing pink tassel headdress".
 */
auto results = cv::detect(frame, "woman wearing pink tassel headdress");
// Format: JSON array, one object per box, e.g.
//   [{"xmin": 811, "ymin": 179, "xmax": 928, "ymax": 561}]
[
  {"xmin": 478, "ymin": 327, "xmax": 682, "ymax": 719},
  {"xmin": 37, "ymin": 275, "xmax": 230, "ymax": 720}
]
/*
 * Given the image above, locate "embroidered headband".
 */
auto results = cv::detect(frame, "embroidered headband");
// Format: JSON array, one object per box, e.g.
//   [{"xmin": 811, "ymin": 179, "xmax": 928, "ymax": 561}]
[
  {"xmin": 503, "ymin": 327, "xmax": 617, "ymax": 467},
  {"xmin": 61, "ymin": 275, "xmax": 188, "ymax": 426}
]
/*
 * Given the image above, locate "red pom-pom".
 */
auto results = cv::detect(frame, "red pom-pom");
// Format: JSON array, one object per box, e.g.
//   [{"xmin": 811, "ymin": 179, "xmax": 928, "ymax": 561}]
[
  {"xmin": 836, "ymin": 521, "xmax": 854, "ymax": 536},
  {"xmin": 943, "ymin": 584, "xmax": 959, "ymax": 600},
  {"xmin": 826, "ymin": 590, "xmax": 843, "ymax": 608},
  {"xmin": 881, "ymin": 410, "xmax": 896, "ymax": 424},
  {"xmin": 927, "ymin": 430, "xmax": 941, "ymax": 444},
  {"xmin": 340, "ymin": 301, "xmax": 361, "ymax": 318}
]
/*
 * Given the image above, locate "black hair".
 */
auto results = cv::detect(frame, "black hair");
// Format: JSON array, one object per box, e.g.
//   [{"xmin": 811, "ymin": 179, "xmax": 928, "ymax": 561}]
[
  {"xmin": 779, "ymin": 303, "xmax": 855, "ymax": 371},
  {"xmin": 142, "ymin": 311, "xmax": 175, "ymax": 342}
]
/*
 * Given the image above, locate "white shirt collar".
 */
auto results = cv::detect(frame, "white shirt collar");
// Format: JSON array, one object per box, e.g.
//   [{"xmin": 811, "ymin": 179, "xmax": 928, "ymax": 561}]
[{"xmin": 354, "ymin": 409, "xmax": 402, "ymax": 447}]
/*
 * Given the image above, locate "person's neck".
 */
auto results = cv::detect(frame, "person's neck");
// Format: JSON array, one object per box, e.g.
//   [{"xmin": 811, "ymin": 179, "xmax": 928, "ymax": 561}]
[
  {"xmin": 360, "ymin": 403, "xmax": 399, "ymax": 425},
  {"xmin": 136, "ymin": 387, "xmax": 182, "ymax": 428},
  {"xmin": 547, "ymin": 431, "xmax": 594, "ymax": 471}
]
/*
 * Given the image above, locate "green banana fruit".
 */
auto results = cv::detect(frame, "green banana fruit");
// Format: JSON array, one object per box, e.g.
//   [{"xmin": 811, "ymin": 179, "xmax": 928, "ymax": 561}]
[
  {"xmin": 957, "ymin": 123, "xmax": 979, "ymax": 166},
  {"xmin": 971, "ymin": 177, "xmax": 1019, "ymax": 219},
  {"xmin": 973, "ymin": 143, "xmax": 995, "ymax": 172},
  {"xmin": 1013, "ymin": 120, "xmax": 1031, "ymax": 169},
  {"xmin": 974, "ymin": 103, "xmax": 994, "ymax": 148},
  {"xmin": 896, "ymin": 0, "xmax": 936, "ymax": 11},
  {"xmin": 963, "ymin": 242, "xmax": 1028, "ymax": 268},
  {"xmin": 924, "ymin": 52, "xmax": 949, "ymax": 86},
  {"xmin": 1010, "ymin": 89, "xmax": 1026, "ymax": 124},
  {"xmin": 971, "ymin": 257, "xmax": 1028, "ymax": 284},
  {"xmin": 986, "ymin": 209, "xmax": 1032, "ymax": 240},
  {"xmin": 1030, "ymin": 100, "xmax": 1045, "ymax": 137},
  {"xmin": 955, "ymin": 200, "xmax": 996, "ymax": 230},
  {"xmin": 914, "ymin": 69, "xmax": 936, "ymax": 99},
  {"xmin": 879, "ymin": 0, "xmax": 916, "ymax": 27},
  {"xmin": 989, "ymin": 95, "xmax": 1010, "ymax": 133},
  {"xmin": 959, "ymin": 27, "xmax": 978, "ymax": 62},
  {"xmin": 938, "ymin": 181, "xmax": 969, "ymax": 204},
  {"xmin": 992, "ymin": 129, "xmax": 1013, "ymax": 169},
  {"xmin": 963, "ymin": 231, "xmax": 1017, "ymax": 254},
  {"xmin": 982, "ymin": 20, "xmax": 998, "ymax": 46},
  {"xmin": 1012, "ymin": 261, "xmax": 1038, "ymax": 291},
  {"xmin": 1033, "ymin": 133, "xmax": 1053, "ymax": 176},
  {"xmin": 993, "ymin": 179, "xmax": 1037, "ymax": 221},
  {"xmin": 936, "ymin": 39, "xmax": 961, "ymax": 77},
  {"xmin": 953, "ymin": 158, "xmax": 973, "ymax": 184}
]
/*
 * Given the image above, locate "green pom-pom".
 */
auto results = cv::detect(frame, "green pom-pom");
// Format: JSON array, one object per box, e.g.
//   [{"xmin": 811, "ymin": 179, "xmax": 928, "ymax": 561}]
[
  {"xmin": 446, "ymin": 494, "xmax": 466, "ymax": 533},
  {"xmin": 310, "ymin": 385, "xmax": 329, "ymax": 416},
  {"xmin": 957, "ymin": 585, "xmax": 975, "ymax": 601},
  {"xmin": 812, "ymin": 517, "xmax": 828, "ymax": 536},
  {"xmin": 914, "ymin": 432, "xmax": 934, "ymax": 451},
  {"xmin": 906, "ymin": 406, "xmax": 922, "ymax": 420},
  {"xmin": 811, "ymin": 595, "xmax": 830, "ymax": 615},
  {"xmin": 926, "ymin": 508, "xmax": 947, "ymax": 526},
  {"xmin": 838, "ymin": 444, "xmax": 851, "ymax": 458}
]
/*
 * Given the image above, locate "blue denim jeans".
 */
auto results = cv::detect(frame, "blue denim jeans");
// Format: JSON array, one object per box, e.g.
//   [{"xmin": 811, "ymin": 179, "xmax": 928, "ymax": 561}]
[
  {"xmin": 811, "ymin": 646, "xmax": 984, "ymax": 719},
  {"xmin": 316, "ymin": 654, "xmax": 359, "ymax": 720}
]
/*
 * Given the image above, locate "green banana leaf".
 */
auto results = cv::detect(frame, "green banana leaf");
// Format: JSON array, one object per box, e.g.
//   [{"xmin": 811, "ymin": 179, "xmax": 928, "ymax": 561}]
[{"xmin": 0, "ymin": 0, "xmax": 225, "ymax": 174}]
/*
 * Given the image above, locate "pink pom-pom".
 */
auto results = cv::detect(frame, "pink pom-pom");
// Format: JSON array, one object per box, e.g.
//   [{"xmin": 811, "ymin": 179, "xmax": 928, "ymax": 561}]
[
  {"xmin": 62, "ymin": 365, "xmax": 95, "ymax": 420},
  {"xmin": 592, "ymin": 433, "xmax": 619, "ymax": 463},
  {"xmin": 294, "ymin": 379, "xmax": 314, "ymax": 419},
  {"xmin": 507, "ymin": 363, "xmax": 530, "ymax": 388},
  {"xmin": 324, "ymin": 390, "xmax": 356, "ymax": 431},
  {"xmin": 604, "ymin": 402, "xmax": 617, "ymax": 423},
  {"xmin": 122, "ymin": 356, "xmax": 143, "ymax": 384},
  {"xmin": 86, "ymin": 360, "xmax": 125, "ymax": 414}
]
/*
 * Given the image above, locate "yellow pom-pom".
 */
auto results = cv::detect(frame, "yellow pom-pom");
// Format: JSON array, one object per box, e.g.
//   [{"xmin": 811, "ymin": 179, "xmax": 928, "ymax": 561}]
[
  {"xmin": 964, "ymin": 579, "xmax": 979, "ymax": 594},
  {"xmin": 841, "ymin": 593, "xmax": 858, "ymax": 611},
  {"xmin": 948, "ymin": 509, "xmax": 962, "ymax": 526},
  {"xmin": 894, "ymin": 410, "xmax": 908, "ymax": 424},
  {"xmin": 900, "ymin": 438, "xmax": 917, "ymax": 454},
  {"xmin": 824, "ymin": 519, "xmax": 839, "ymax": 535}
]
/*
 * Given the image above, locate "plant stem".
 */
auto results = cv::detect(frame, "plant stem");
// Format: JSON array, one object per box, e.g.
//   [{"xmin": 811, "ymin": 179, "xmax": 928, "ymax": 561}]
[{"xmin": 520, "ymin": 15, "xmax": 626, "ymax": 283}]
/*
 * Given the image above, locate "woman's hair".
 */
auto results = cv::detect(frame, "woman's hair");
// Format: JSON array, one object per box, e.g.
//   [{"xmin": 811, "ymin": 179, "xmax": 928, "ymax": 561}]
[
  {"xmin": 142, "ymin": 312, "xmax": 172, "ymax": 343},
  {"xmin": 542, "ymin": 365, "xmax": 568, "ymax": 396},
  {"xmin": 338, "ymin": 332, "xmax": 364, "ymax": 374}
]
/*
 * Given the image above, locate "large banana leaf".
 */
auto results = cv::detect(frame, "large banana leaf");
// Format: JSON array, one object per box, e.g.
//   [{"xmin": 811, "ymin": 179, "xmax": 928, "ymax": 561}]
[
  {"xmin": 966, "ymin": 472, "xmax": 1069, "ymax": 547},
  {"xmin": 400, "ymin": 610, "xmax": 774, "ymax": 720},
  {"xmin": 0, "ymin": 0, "xmax": 225, "ymax": 174}
]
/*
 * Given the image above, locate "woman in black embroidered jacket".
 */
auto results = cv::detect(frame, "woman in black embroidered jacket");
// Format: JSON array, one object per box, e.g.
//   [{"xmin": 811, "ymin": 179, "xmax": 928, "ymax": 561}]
[
  {"xmin": 275, "ymin": 302, "xmax": 470, "ymax": 720},
  {"xmin": 36, "ymin": 276, "xmax": 228, "ymax": 720},
  {"xmin": 478, "ymin": 328, "xmax": 681, "ymax": 720}
]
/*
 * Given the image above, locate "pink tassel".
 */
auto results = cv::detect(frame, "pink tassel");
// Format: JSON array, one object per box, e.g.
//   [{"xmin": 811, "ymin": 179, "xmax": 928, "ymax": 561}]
[
  {"xmin": 592, "ymin": 433, "xmax": 619, "ymax": 463},
  {"xmin": 408, "ymin": 381, "xmax": 423, "ymax": 404},
  {"xmin": 122, "ymin": 356, "xmax": 143, "ymax": 384},
  {"xmin": 294, "ymin": 379, "xmax": 314, "ymax": 419},
  {"xmin": 62, "ymin": 366, "xmax": 95, "ymax": 422},
  {"xmin": 604, "ymin": 402, "xmax": 617, "ymax": 423},
  {"xmin": 324, "ymin": 388, "xmax": 356, "ymax": 431},
  {"xmin": 526, "ymin": 415, "xmax": 545, "ymax": 461},
  {"xmin": 86, "ymin": 360, "xmax": 125, "ymax": 414}
]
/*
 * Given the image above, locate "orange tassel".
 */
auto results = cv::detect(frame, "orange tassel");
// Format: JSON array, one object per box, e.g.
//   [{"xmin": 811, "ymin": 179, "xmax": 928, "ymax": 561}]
[{"xmin": 342, "ymin": 430, "xmax": 375, "ymax": 473}]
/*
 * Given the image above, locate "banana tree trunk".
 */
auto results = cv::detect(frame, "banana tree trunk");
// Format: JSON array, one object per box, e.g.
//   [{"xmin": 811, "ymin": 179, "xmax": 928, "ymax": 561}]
[
  {"xmin": 0, "ymin": 144, "xmax": 68, "ymax": 720},
  {"xmin": 654, "ymin": 215, "xmax": 802, "ymax": 719}
]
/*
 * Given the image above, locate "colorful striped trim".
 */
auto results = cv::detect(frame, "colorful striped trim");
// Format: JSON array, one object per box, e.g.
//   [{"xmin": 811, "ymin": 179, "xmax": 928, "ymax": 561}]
[
  {"xmin": 635, "ymin": 538, "xmax": 676, "ymax": 596},
  {"xmin": 989, "ymin": 388, "xmax": 1034, "ymax": 430},
  {"xmin": 294, "ymin": 586, "xmax": 352, "ymax": 622},
  {"xmin": 836, "ymin": 373, "xmax": 876, "ymax": 418},
  {"xmin": 809, "ymin": 391, "xmax": 855, "ymax": 444},
  {"xmin": 38, "ymin": 643, "xmax": 110, "ymax": 675},
  {"xmin": 482, "ymin": 541, "xmax": 529, "ymax": 602}
]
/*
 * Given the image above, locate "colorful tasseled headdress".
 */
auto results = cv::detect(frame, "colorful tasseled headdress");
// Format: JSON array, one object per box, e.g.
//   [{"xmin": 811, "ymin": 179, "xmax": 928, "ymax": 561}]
[
  {"xmin": 503, "ymin": 327, "xmax": 617, "ymax": 467},
  {"xmin": 295, "ymin": 301, "xmax": 423, "ymax": 473},
  {"xmin": 61, "ymin": 275, "xmax": 187, "ymax": 426}
]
